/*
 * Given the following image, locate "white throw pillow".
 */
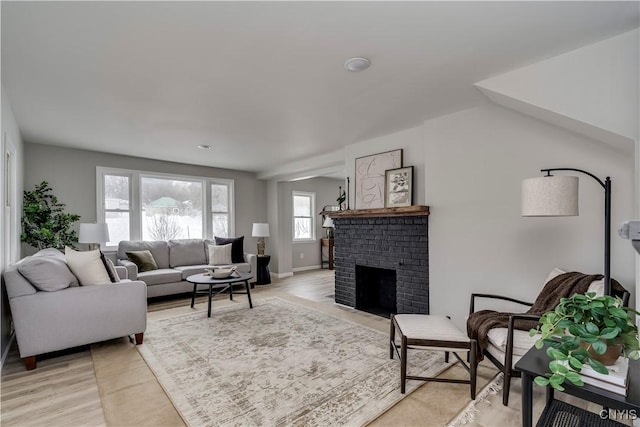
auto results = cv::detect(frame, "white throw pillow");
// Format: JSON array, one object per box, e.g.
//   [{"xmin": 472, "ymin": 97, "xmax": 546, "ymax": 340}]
[
  {"xmin": 65, "ymin": 247, "xmax": 111, "ymax": 286},
  {"xmin": 208, "ymin": 244, "xmax": 232, "ymax": 265}
]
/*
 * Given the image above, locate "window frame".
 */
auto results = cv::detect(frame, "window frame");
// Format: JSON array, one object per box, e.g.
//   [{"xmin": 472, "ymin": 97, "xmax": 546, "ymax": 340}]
[
  {"xmin": 210, "ymin": 180, "xmax": 234, "ymax": 239},
  {"xmin": 292, "ymin": 191, "xmax": 316, "ymax": 242},
  {"xmin": 97, "ymin": 167, "xmax": 235, "ymax": 250}
]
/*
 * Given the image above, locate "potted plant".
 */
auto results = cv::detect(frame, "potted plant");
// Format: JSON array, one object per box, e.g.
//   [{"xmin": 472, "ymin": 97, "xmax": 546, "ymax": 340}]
[
  {"xmin": 21, "ymin": 181, "xmax": 81, "ymax": 250},
  {"xmin": 529, "ymin": 292, "xmax": 640, "ymax": 390}
]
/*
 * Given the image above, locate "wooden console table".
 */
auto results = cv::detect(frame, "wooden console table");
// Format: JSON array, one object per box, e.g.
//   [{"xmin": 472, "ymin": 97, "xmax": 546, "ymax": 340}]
[{"xmin": 320, "ymin": 238, "xmax": 334, "ymax": 270}]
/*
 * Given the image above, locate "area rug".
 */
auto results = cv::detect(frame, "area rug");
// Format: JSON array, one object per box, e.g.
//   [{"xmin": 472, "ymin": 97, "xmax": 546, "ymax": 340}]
[
  {"xmin": 446, "ymin": 373, "xmax": 503, "ymax": 427},
  {"xmin": 137, "ymin": 297, "xmax": 452, "ymax": 427}
]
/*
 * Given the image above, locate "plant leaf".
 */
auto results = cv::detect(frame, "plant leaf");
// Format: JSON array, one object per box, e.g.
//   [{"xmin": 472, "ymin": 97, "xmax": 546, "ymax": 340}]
[
  {"xmin": 568, "ymin": 356, "xmax": 583, "ymax": 370},
  {"xmin": 534, "ymin": 376, "xmax": 550, "ymax": 387},
  {"xmin": 565, "ymin": 371, "xmax": 584, "ymax": 386},
  {"xmin": 591, "ymin": 340, "xmax": 607, "ymax": 355},
  {"xmin": 589, "ymin": 359, "xmax": 609, "ymax": 375}
]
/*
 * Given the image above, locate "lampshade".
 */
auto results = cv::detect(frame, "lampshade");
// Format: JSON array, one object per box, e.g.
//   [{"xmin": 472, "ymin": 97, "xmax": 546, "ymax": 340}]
[
  {"xmin": 78, "ymin": 223, "xmax": 110, "ymax": 244},
  {"xmin": 521, "ymin": 176, "xmax": 579, "ymax": 216},
  {"xmin": 252, "ymin": 223, "xmax": 270, "ymax": 238},
  {"xmin": 322, "ymin": 217, "xmax": 334, "ymax": 228}
]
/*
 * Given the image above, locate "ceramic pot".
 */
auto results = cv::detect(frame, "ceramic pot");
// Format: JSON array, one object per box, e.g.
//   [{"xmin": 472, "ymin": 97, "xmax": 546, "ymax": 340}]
[{"xmin": 582, "ymin": 342, "xmax": 622, "ymax": 366}]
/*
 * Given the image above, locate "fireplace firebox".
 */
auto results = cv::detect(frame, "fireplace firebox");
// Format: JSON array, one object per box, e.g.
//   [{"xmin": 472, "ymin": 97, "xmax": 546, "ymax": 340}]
[{"xmin": 355, "ymin": 265, "xmax": 397, "ymax": 318}]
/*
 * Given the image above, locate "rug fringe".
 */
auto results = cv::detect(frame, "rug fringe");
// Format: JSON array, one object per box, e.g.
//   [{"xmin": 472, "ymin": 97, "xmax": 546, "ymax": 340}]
[{"xmin": 445, "ymin": 373, "xmax": 504, "ymax": 427}]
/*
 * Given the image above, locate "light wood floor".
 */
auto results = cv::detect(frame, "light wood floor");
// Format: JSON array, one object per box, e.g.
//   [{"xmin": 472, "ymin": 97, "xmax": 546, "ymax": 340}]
[{"xmin": 0, "ymin": 269, "xmax": 498, "ymax": 426}]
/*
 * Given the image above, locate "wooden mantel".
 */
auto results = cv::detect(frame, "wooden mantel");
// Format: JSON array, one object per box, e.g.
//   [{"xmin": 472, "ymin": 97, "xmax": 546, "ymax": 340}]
[{"xmin": 320, "ymin": 205, "xmax": 429, "ymax": 218}]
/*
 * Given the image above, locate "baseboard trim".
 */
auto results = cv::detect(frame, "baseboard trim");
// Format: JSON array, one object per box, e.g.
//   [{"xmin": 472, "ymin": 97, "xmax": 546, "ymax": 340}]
[
  {"xmin": 1, "ymin": 332, "xmax": 16, "ymax": 370},
  {"xmin": 292, "ymin": 265, "xmax": 321, "ymax": 272},
  {"xmin": 271, "ymin": 272, "xmax": 293, "ymax": 279}
]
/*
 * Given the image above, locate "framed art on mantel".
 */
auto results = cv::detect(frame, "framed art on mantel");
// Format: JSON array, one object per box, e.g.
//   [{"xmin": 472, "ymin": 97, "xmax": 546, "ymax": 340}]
[
  {"xmin": 385, "ymin": 166, "xmax": 413, "ymax": 208},
  {"xmin": 354, "ymin": 149, "xmax": 403, "ymax": 209}
]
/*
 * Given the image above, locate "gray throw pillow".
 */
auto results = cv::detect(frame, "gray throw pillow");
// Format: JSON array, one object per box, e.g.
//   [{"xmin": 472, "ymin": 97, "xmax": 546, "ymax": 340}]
[{"xmin": 18, "ymin": 256, "xmax": 79, "ymax": 291}]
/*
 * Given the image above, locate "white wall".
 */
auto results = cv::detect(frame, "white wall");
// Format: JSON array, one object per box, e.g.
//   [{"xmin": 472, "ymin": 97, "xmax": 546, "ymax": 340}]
[
  {"xmin": 1, "ymin": 88, "xmax": 25, "ymax": 363},
  {"xmin": 345, "ymin": 125, "xmax": 425, "ymax": 209},
  {"xmin": 265, "ymin": 177, "xmax": 343, "ymax": 275},
  {"xmin": 424, "ymin": 104, "xmax": 636, "ymax": 329},
  {"xmin": 476, "ymin": 29, "xmax": 639, "ymax": 147},
  {"xmin": 22, "ymin": 143, "xmax": 268, "ymax": 255}
]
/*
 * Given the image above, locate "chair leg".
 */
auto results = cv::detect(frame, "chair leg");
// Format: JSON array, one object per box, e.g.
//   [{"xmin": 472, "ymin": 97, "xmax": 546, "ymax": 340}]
[
  {"xmin": 400, "ymin": 335, "xmax": 408, "ymax": 394},
  {"xmin": 503, "ymin": 368, "xmax": 511, "ymax": 406},
  {"xmin": 135, "ymin": 333, "xmax": 144, "ymax": 345},
  {"xmin": 445, "ymin": 351, "xmax": 450, "ymax": 363},
  {"xmin": 470, "ymin": 340, "xmax": 477, "ymax": 400},
  {"xmin": 389, "ymin": 315, "xmax": 396, "ymax": 359}
]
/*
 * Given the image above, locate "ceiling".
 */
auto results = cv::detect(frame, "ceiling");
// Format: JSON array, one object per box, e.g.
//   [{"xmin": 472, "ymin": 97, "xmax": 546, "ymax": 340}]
[{"xmin": 2, "ymin": 2, "xmax": 638, "ymax": 175}]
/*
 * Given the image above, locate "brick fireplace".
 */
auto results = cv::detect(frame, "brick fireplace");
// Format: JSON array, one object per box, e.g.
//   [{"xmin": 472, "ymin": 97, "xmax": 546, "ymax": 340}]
[{"xmin": 331, "ymin": 206, "xmax": 429, "ymax": 316}]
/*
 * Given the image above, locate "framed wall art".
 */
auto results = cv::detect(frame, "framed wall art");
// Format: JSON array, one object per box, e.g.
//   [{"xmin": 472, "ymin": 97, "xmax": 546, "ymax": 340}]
[
  {"xmin": 384, "ymin": 166, "xmax": 413, "ymax": 208},
  {"xmin": 354, "ymin": 149, "xmax": 402, "ymax": 209}
]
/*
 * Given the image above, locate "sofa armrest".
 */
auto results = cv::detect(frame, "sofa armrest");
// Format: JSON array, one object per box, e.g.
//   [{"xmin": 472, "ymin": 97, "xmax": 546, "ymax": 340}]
[
  {"xmin": 117, "ymin": 259, "xmax": 138, "ymax": 280},
  {"xmin": 114, "ymin": 265, "xmax": 128, "ymax": 280},
  {"xmin": 9, "ymin": 280, "xmax": 148, "ymax": 358},
  {"xmin": 244, "ymin": 253, "xmax": 257, "ymax": 278}
]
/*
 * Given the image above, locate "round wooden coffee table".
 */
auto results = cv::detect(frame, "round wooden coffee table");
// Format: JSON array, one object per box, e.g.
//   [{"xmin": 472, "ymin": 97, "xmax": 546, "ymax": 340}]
[{"xmin": 186, "ymin": 272, "xmax": 253, "ymax": 317}]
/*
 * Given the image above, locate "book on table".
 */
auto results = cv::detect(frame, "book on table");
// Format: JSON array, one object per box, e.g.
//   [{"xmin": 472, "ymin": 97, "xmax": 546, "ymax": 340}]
[{"xmin": 561, "ymin": 357, "xmax": 629, "ymax": 395}]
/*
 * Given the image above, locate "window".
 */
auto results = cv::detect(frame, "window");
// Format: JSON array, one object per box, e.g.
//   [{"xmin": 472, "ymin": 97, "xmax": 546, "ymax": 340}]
[
  {"xmin": 141, "ymin": 176, "xmax": 203, "ymax": 240},
  {"xmin": 211, "ymin": 182, "xmax": 230, "ymax": 238},
  {"xmin": 293, "ymin": 191, "xmax": 315, "ymax": 241},
  {"xmin": 103, "ymin": 174, "xmax": 131, "ymax": 247},
  {"xmin": 97, "ymin": 167, "xmax": 234, "ymax": 249}
]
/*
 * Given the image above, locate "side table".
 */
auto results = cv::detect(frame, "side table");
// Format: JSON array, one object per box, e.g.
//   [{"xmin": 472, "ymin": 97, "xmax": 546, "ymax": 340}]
[
  {"xmin": 515, "ymin": 346, "xmax": 640, "ymax": 427},
  {"xmin": 320, "ymin": 238, "xmax": 334, "ymax": 270},
  {"xmin": 256, "ymin": 255, "xmax": 271, "ymax": 285}
]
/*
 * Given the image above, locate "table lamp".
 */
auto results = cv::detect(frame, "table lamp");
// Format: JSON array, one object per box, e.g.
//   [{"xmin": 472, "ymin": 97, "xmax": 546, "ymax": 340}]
[
  {"xmin": 78, "ymin": 223, "xmax": 110, "ymax": 251},
  {"xmin": 322, "ymin": 216, "xmax": 335, "ymax": 238},
  {"xmin": 252, "ymin": 223, "xmax": 270, "ymax": 256}
]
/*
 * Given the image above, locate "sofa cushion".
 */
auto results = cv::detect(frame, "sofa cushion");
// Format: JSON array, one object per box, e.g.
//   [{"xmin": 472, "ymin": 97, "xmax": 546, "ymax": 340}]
[
  {"xmin": 137, "ymin": 269, "xmax": 183, "ymax": 286},
  {"xmin": 208, "ymin": 244, "xmax": 232, "ymax": 265},
  {"xmin": 33, "ymin": 248, "xmax": 66, "ymax": 259},
  {"xmin": 212, "ymin": 236, "xmax": 244, "ymax": 263},
  {"xmin": 18, "ymin": 256, "xmax": 78, "ymax": 291},
  {"xmin": 126, "ymin": 250, "xmax": 159, "ymax": 273},
  {"xmin": 168, "ymin": 239, "xmax": 206, "ymax": 267},
  {"xmin": 65, "ymin": 247, "xmax": 111, "ymax": 286},
  {"xmin": 486, "ymin": 328, "xmax": 539, "ymax": 355},
  {"xmin": 174, "ymin": 265, "xmax": 209, "ymax": 280},
  {"xmin": 118, "ymin": 241, "xmax": 170, "ymax": 269}
]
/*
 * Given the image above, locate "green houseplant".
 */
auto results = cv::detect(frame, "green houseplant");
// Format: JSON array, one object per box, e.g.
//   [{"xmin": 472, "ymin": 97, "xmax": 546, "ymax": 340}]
[
  {"xmin": 529, "ymin": 292, "xmax": 640, "ymax": 391},
  {"xmin": 21, "ymin": 181, "xmax": 81, "ymax": 250}
]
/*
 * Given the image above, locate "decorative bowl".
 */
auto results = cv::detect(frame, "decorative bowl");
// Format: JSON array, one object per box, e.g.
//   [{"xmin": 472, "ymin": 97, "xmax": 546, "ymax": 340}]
[{"xmin": 206, "ymin": 266, "xmax": 237, "ymax": 279}]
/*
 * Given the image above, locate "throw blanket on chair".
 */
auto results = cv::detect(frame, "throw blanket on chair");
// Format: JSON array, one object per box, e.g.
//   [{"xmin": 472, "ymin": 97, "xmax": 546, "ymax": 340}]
[{"xmin": 467, "ymin": 272, "xmax": 625, "ymax": 359}]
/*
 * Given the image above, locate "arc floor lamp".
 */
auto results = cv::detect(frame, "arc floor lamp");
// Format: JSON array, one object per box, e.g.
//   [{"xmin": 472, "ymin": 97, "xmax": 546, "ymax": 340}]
[{"xmin": 522, "ymin": 168, "xmax": 612, "ymax": 295}]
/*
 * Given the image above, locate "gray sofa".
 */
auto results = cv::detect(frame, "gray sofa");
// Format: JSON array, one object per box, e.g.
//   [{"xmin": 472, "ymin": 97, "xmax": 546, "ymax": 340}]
[
  {"xmin": 3, "ymin": 249, "xmax": 147, "ymax": 370},
  {"xmin": 116, "ymin": 239, "xmax": 257, "ymax": 298}
]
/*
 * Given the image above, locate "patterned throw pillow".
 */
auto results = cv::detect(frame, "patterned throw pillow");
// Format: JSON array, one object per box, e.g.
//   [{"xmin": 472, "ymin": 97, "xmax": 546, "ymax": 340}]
[
  {"xmin": 208, "ymin": 244, "xmax": 233, "ymax": 266},
  {"xmin": 126, "ymin": 250, "xmax": 159, "ymax": 273}
]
